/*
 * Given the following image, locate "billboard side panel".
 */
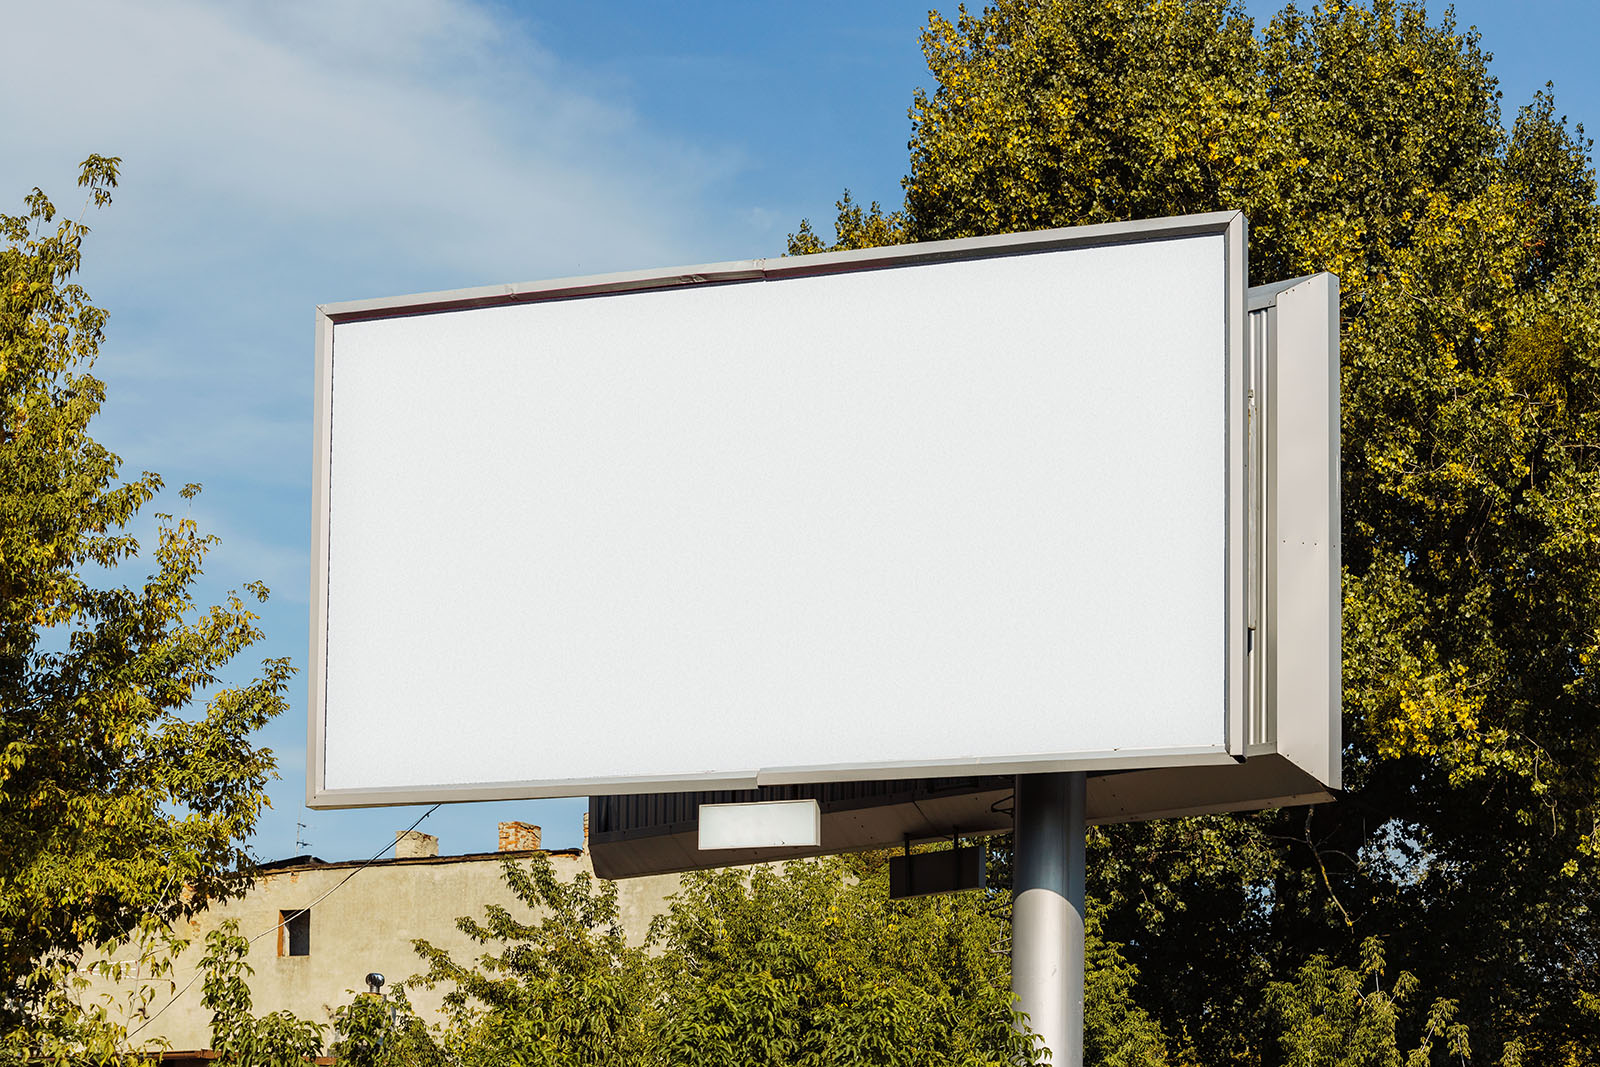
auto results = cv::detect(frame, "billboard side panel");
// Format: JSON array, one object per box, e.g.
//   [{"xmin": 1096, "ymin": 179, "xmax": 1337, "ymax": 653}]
[{"xmin": 1271, "ymin": 273, "xmax": 1342, "ymax": 789}]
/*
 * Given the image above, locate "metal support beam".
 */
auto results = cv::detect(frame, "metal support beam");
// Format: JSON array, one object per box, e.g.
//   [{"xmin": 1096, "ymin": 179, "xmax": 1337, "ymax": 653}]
[{"xmin": 1012, "ymin": 772, "xmax": 1086, "ymax": 1066}]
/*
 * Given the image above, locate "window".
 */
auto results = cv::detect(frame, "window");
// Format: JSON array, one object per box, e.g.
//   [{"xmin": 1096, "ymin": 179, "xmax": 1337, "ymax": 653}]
[{"xmin": 279, "ymin": 909, "xmax": 310, "ymax": 957}]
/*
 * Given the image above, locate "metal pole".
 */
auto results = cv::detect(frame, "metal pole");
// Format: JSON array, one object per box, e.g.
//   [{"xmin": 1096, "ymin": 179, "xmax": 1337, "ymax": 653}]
[{"xmin": 1012, "ymin": 771, "xmax": 1086, "ymax": 1066}]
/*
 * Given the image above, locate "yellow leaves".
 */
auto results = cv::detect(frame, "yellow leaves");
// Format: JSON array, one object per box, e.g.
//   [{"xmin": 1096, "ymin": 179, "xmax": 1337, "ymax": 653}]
[
  {"xmin": 1502, "ymin": 314, "xmax": 1570, "ymax": 408},
  {"xmin": 1375, "ymin": 665, "xmax": 1483, "ymax": 763},
  {"xmin": 1579, "ymin": 813, "xmax": 1600, "ymax": 863}
]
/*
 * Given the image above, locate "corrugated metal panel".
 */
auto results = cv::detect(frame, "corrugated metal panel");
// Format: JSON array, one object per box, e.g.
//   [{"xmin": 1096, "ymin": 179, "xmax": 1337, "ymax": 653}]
[
  {"xmin": 588, "ymin": 776, "xmax": 1019, "ymax": 879},
  {"xmin": 590, "ymin": 777, "xmax": 1011, "ymax": 842}
]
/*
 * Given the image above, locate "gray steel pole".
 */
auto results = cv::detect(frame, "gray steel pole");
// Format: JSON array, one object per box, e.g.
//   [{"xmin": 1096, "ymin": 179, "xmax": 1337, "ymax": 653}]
[{"xmin": 1012, "ymin": 771, "xmax": 1087, "ymax": 1066}]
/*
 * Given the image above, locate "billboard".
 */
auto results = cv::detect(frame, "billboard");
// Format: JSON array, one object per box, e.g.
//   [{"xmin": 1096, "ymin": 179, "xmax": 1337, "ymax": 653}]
[{"xmin": 308, "ymin": 213, "xmax": 1250, "ymax": 808}]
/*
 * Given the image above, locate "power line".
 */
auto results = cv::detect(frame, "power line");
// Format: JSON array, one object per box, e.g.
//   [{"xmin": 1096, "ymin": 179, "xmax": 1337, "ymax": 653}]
[{"xmin": 124, "ymin": 804, "xmax": 441, "ymax": 1044}]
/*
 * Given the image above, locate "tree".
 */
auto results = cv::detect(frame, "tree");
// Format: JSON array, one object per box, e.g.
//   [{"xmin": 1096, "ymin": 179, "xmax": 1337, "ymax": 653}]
[
  {"xmin": 0, "ymin": 158, "xmax": 292, "ymax": 1047},
  {"xmin": 794, "ymin": 2, "xmax": 1600, "ymax": 1063},
  {"xmin": 412, "ymin": 850, "xmax": 1172, "ymax": 1067},
  {"xmin": 652, "ymin": 853, "xmax": 1040, "ymax": 1067},
  {"xmin": 409, "ymin": 853, "xmax": 659, "ymax": 1067},
  {"xmin": 1264, "ymin": 938, "xmax": 1469, "ymax": 1067},
  {"xmin": 329, "ymin": 985, "xmax": 446, "ymax": 1067},
  {"xmin": 198, "ymin": 921, "xmax": 326, "ymax": 1067}
]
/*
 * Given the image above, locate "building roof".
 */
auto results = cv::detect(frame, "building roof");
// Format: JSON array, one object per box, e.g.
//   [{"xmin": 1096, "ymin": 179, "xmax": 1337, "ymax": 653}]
[{"xmin": 255, "ymin": 848, "xmax": 583, "ymax": 874}]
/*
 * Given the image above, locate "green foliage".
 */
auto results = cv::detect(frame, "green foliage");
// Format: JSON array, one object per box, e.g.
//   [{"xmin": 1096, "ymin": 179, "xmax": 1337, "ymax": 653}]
[
  {"xmin": 410, "ymin": 854, "xmax": 657, "ymax": 1066},
  {"xmin": 791, "ymin": 2, "xmax": 1600, "ymax": 1063},
  {"xmin": 904, "ymin": 0, "xmax": 1265, "ymax": 243},
  {"xmin": 329, "ymin": 987, "xmax": 446, "ymax": 1067},
  {"xmin": 1081, "ymin": 900, "xmax": 1181, "ymax": 1067},
  {"xmin": 0, "ymin": 958, "xmax": 143, "ymax": 1067},
  {"xmin": 1, "ymin": 159, "xmax": 291, "ymax": 1050},
  {"xmin": 411, "ymin": 851, "xmax": 1173, "ymax": 1067},
  {"xmin": 788, "ymin": 192, "xmax": 908, "ymax": 254},
  {"xmin": 0, "ymin": 922, "xmax": 190, "ymax": 1065},
  {"xmin": 1264, "ymin": 938, "xmax": 1469, "ymax": 1067},
  {"xmin": 653, "ymin": 853, "xmax": 1037, "ymax": 1067},
  {"xmin": 199, "ymin": 921, "xmax": 325, "ymax": 1067}
]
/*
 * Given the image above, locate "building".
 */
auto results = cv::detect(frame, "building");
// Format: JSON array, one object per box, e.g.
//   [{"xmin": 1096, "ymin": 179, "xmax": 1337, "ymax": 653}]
[{"xmin": 85, "ymin": 819, "xmax": 680, "ymax": 1056}]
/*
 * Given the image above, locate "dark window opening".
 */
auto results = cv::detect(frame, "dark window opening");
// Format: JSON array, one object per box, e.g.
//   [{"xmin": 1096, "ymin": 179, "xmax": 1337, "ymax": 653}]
[{"xmin": 280, "ymin": 909, "xmax": 310, "ymax": 957}]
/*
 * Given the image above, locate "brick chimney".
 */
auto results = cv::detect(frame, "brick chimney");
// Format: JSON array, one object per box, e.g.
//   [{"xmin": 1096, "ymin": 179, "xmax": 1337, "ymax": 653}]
[
  {"xmin": 582, "ymin": 812, "xmax": 589, "ymax": 851},
  {"xmin": 395, "ymin": 830, "xmax": 438, "ymax": 859},
  {"xmin": 497, "ymin": 821, "xmax": 541, "ymax": 852}
]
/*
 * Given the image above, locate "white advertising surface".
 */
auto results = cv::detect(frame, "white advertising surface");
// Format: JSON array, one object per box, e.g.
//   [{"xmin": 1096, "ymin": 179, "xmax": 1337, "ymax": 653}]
[{"xmin": 309, "ymin": 214, "xmax": 1248, "ymax": 806}]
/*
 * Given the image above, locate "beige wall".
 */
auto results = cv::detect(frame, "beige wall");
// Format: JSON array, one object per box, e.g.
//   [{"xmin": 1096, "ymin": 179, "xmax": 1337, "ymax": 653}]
[{"xmin": 84, "ymin": 845, "xmax": 681, "ymax": 1055}]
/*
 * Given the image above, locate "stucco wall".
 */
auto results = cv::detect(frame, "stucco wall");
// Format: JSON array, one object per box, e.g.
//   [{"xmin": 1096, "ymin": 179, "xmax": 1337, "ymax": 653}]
[{"xmin": 83, "ymin": 844, "xmax": 681, "ymax": 1054}]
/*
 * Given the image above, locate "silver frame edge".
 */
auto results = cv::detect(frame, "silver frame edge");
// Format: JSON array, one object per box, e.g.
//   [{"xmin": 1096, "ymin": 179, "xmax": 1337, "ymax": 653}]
[
  {"xmin": 316, "ymin": 211, "xmax": 1246, "ymax": 323},
  {"xmin": 307, "ymin": 747, "xmax": 1236, "ymax": 810},
  {"xmin": 307, "ymin": 309, "xmax": 335, "ymax": 808},
  {"xmin": 1224, "ymin": 213, "xmax": 1249, "ymax": 757}
]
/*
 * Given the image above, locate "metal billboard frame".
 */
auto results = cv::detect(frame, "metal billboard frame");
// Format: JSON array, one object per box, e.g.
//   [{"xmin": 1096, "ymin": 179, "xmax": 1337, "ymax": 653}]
[
  {"xmin": 587, "ymin": 271, "xmax": 1340, "ymax": 880},
  {"xmin": 306, "ymin": 211, "xmax": 1250, "ymax": 810}
]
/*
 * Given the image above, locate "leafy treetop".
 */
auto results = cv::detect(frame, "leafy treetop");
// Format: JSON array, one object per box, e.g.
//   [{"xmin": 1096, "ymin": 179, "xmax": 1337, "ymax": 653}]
[{"xmin": 1, "ymin": 157, "xmax": 291, "ymax": 1044}]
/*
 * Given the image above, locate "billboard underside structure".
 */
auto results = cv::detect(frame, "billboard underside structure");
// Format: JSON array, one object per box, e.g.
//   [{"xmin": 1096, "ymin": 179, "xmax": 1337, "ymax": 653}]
[{"xmin": 308, "ymin": 213, "xmax": 1340, "ymax": 874}]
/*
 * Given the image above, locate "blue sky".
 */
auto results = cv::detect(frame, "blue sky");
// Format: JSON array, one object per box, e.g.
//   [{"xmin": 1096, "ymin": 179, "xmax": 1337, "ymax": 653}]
[{"xmin": 4, "ymin": 0, "xmax": 1596, "ymax": 863}]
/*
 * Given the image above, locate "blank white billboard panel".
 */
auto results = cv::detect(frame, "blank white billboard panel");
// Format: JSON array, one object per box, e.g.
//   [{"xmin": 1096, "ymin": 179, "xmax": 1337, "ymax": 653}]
[{"xmin": 310, "ymin": 214, "xmax": 1247, "ymax": 805}]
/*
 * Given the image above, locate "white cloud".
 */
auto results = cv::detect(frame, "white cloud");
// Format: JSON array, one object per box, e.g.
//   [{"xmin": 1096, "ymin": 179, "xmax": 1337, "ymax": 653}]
[{"xmin": 2, "ymin": 0, "xmax": 739, "ymax": 286}]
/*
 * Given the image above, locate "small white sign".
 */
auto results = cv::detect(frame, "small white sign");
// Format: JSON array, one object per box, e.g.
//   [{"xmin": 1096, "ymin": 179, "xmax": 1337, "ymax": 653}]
[{"xmin": 699, "ymin": 800, "xmax": 822, "ymax": 850}]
